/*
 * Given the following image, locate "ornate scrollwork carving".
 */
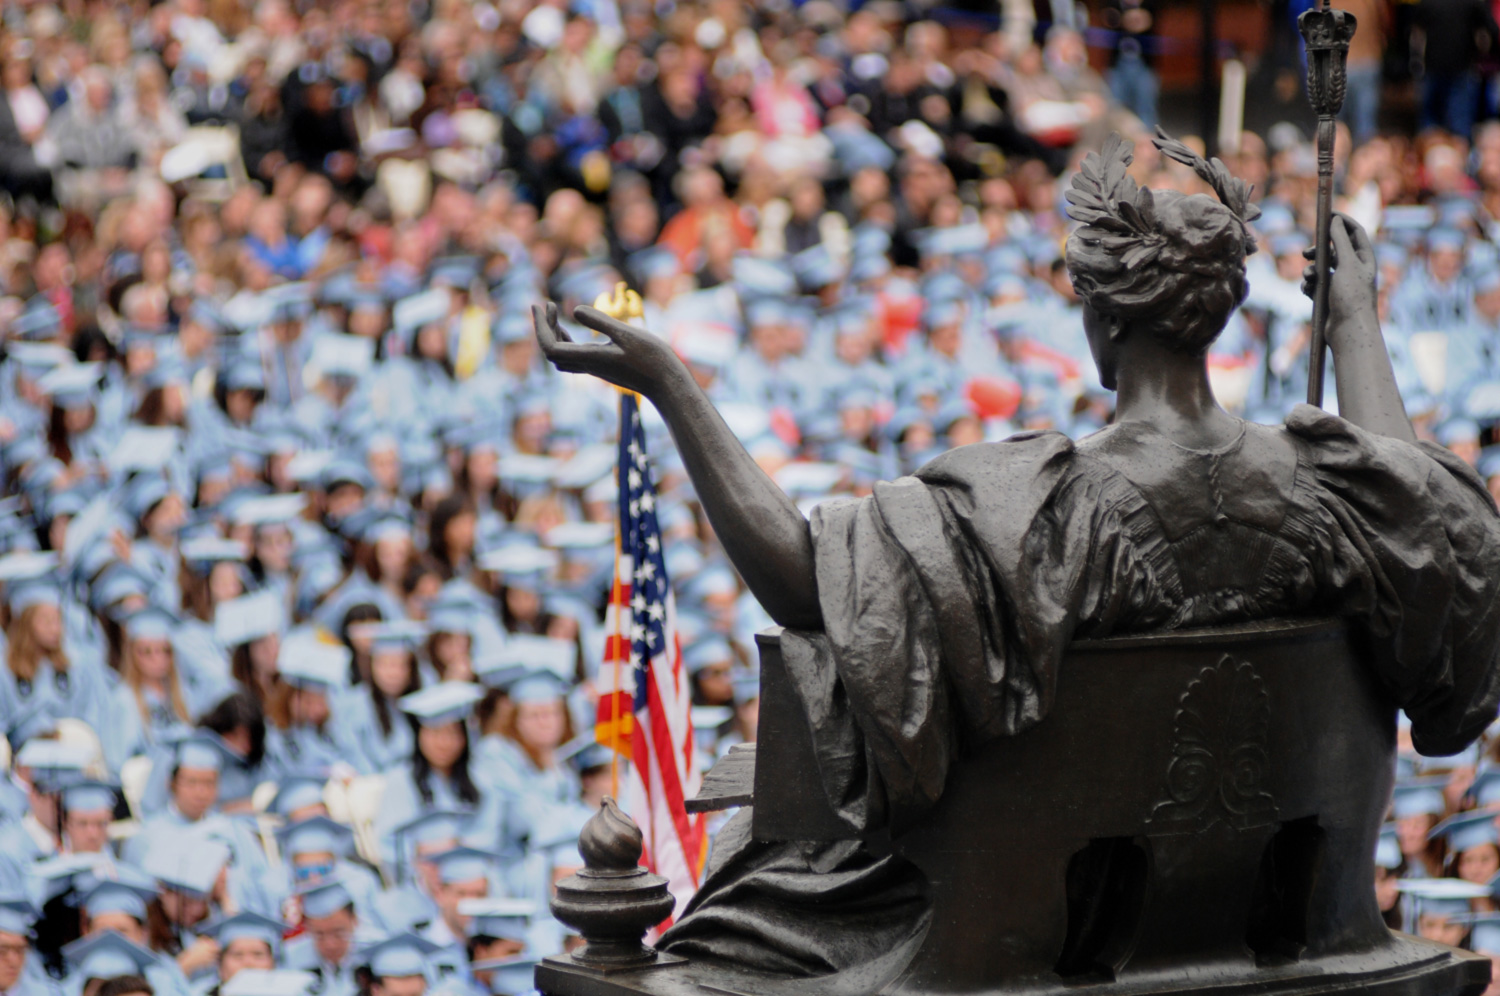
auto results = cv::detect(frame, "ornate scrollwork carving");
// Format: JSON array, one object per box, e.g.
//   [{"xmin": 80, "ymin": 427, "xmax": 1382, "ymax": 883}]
[{"xmin": 1148, "ymin": 655, "xmax": 1278, "ymax": 833}]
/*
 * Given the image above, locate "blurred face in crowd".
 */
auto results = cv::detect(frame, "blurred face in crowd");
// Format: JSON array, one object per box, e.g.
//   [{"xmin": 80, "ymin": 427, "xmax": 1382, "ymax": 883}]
[
  {"xmin": 1374, "ymin": 866, "xmax": 1399, "ymax": 913},
  {"xmin": 0, "ymin": 928, "xmax": 25, "ymax": 991},
  {"xmin": 220, "ymin": 939, "xmax": 274, "ymax": 982},
  {"xmin": 515, "ymin": 699, "xmax": 567, "ymax": 752},
  {"xmin": 63, "ymin": 804, "xmax": 112, "ymax": 853},
  {"xmin": 418, "ymin": 721, "xmax": 466, "ymax": 772},
  {"xmin": 29, "ymin": 603, "xmax": 62, "ymax": 653},
  {"xmin": 130, "ymin": 636, "xmax": 173, "ymax": 685},
  {"xmin": 172, "ymin": 765, "xmax": 219, "ymax": 820},
  {"xmin": 159, "ymin": 886, "xmax": 211, "ymax": 927},
  {"xmin": 1460, "ymin": 844, "xmax": 1500, "ymax": 885},
  {"xmin": 1430, "ymin": 247, "xmax": 1464, "ymax": 284},
  {"xmin": 306, "ymin": 906, "xmax": 356, "ymax": 966},
  {"xmin": 374, "ymin": 975, "xmax": 426, "ymax": 996},
  {"xmin": 87, "ymin": 912, "xmax": 146, "ymax": 945},
  {"xmin": 371, "ymin": 651, "xmax": 413, "ymax": 698},
  {"xmin": 290, "ymin": 687, "xmax": 331, "ymax": 727},
  {"xmin": 1418, "ymin": 912, "xmax": 1467, "ymax": 947},
  {"xmin": 437, "ymin": 874, "xmax": 487, "ymax": 933},
  {"xmin": 695, "ymin": 659, "xmax": 734, "ymax": 706},
  {"xmin": 255, "ymin": 524, "xmax": 294, "ymax": 573}
]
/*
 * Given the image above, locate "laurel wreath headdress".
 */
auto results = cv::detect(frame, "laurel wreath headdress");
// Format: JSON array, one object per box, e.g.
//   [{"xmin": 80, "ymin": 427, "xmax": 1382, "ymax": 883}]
[{"xmin": 1065, "ymin": 129, "xmax": 1261, "ymax": 272}]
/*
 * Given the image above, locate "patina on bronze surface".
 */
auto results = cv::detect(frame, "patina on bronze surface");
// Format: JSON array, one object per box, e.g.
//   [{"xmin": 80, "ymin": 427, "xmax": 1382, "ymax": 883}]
[{"xmin": 530, "ymin": 132, "xmax": 1500, "ymax": 996}]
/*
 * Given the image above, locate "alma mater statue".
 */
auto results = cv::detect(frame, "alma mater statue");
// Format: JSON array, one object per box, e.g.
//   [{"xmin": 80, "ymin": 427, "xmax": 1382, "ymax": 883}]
[{"xmin": 531, "ymin": 133, "xmax": 1500, "ymax": 996}]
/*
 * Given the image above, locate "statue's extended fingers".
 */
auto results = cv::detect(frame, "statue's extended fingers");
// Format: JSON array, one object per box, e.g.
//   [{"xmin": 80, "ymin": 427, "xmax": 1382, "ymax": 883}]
[
  {"xmin": 1335, "ymin": 212, "xmax": 1375, "ymax": 264},
  {"xmin": 572, "ymin": 305, "xmax": 641, "ymax": 346}
]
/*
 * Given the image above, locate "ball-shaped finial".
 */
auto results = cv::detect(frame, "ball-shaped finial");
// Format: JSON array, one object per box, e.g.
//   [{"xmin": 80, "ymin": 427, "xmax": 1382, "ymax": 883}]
[{"xmin": 579, "ymin": 796, "xmax": 645, "ymax": 872}]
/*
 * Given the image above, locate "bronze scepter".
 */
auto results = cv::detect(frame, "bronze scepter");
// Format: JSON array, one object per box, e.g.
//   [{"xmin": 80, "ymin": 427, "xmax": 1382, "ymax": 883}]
[{"xmin": 1298, "ymin": 1, "xmax": 1357, "ymax": 406}]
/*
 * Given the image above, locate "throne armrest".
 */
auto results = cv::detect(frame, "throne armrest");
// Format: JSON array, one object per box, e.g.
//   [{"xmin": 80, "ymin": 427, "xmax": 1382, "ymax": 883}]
[{"xmin": 749, "ymin": 628, "xmax": 861, "ymax": 842}]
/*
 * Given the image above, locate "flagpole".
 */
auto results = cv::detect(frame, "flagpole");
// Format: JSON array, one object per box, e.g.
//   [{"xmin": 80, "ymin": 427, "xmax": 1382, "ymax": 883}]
[{"xmin": 594, "ymin": 282, "xmax": 646, "ymax": 802}]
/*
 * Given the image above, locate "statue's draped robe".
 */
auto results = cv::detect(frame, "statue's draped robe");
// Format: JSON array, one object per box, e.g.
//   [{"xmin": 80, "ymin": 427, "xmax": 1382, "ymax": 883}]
[{"xmin": 660, "ymin": 407, "xmax": 1500, "ymax": 975}]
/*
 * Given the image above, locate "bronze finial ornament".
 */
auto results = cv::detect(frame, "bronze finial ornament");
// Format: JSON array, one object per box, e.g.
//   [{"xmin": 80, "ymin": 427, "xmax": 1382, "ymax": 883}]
[{"xmin": 1299, "ymin": 0, "xmax": 1358, "ymax": 406}]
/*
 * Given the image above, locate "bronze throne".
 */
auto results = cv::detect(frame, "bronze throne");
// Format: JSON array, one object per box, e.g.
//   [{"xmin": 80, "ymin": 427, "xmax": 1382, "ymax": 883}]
[{"xmin": 536, "ymin": 619, "xmax": 1491, "ymax": 996}]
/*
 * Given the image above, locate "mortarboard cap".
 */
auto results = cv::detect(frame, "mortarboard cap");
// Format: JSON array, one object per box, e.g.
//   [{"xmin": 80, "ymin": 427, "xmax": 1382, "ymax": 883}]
[
  {"xmin": 173, "ymin": 731, "xmax": 236, "ymax": 773},
  {"xmin": 429, "ymin": 845, "xmax": 498, "ymax": 885},
  {"xmin": 1397, "ymin": 877, "xmax": 1490, "ymax": 917},
  {"xmin": 1459, "ymin": 913, "xmax": 1500, "ymax": 954},
  {"xmin": 471, "ymin": 955, "xmax": 541, "ymax": 996},
  {"xmin": 221, "ymin": 970, "xmax": 316, "ymax": 996},
  {"xmin": 362, "ymin": 932, "xmax": 442, "ymax": 978},
  {"xmin": 62, "ymin": 930, "xmax": 159, "ymax": 981},
  {"xmin": 1375, "ymin": 825, "xmax": 1402, "ymax": 871},
  {"xmin": 684, "ymin": 637, "xmax": 733, "ymax": 675},
  {"xmin": 394, "ymin": 810, "xmax": 471, "ymax": 849},
  {"xmin": 215, "ymin": 590, "xmax": 287, "ymax": 646},
  {"xmin": 477, "ymin": 544, "xmax": 559, "ymax": 580},
  {"xmin": 38, "ymin": 363, "xmax": 101, "ymax": 408},
  {"xmin": 61, "ymin": 779, "xmax": 119, "ymax": 815},
  {"xmin": 144, "ymin": 828, "xmax": 232, "ymax": 898},
  {"xmin": 1391, "ymin": 778, "xmax": 1448, "ymax": 820},
  {"xmin": 0, "ymin": 896, "xmax": 35, "ymax": 937},
  {"xmin": 276, "ymin": 631, "xmax": 351, "ymax": 692},
  {"xmin": 14, "ymin": 738, "xmax": 90, "ymax": 788},
  {"xmin": 80, "ymin": 876, "xmax": 158, "ymax": 921},
  {"xmin": 1427, "ymin": 227, "xmax": 1467, "ymax": 252},
  {"xmin": 296, "ymin": 878, "xmax": 355, "ymax": 920},
  {"xmin": 459, "ymin": 898, "xmax": 535, "ymax": 942},
  {"xmin": 125, "ymin": 605, "xmax": 176, "ymax": 642},
  {"xmin": 199, "ymin": 911, "xmax": 286, "ymax": 954},
  {"xmin": 269, "ymin": 774, "xmax": 327, "ymax": 817},
  {"xmin": 0, "ymin": 550, "xmax": 58, "ymax": 583},
  {"xmin": 1430, "ymin": 809, "xmax": 1500, "ymax": 854},
  {"xmin": 399, "ymin": 681, "xmax": 484, "ymax": 727},
  {"xmin": 276, "ymin": 815, "xmax": 354, "ymax": 857},
  {"xmin": 311, "ymin": 335, "xmax": 375, "ymax": 379}
]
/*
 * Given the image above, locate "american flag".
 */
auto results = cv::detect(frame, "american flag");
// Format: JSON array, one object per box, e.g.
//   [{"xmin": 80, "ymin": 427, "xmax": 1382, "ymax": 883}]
[{"xmin": 596, "ymin": 392, "xmax": 704, "ymax": 920}]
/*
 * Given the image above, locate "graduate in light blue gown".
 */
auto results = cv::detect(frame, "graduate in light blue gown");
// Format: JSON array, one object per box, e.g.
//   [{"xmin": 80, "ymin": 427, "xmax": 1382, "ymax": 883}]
[
  {"xmin": 473, "ymin": 669, "xmax": 577, "ymax": 816},
  {"xmin": 72, "ymin": 876, "xmax": 192, "ymax": 996},
  {"xmin": 188, "ymin": 911, "xmax": 283, "ymax": 996},
  {"xmin": 262, "ymin": 632, "xmax": 355, "ymax": 778},
  {"xmin": 102, "ymin": 608, "xmax": 194, "ymax": 775},
  {"xmin": 0, "ymin": 582, "xmax": 110, "ymax": 750},
  {"xmin": 339, "ymin": 624, "xmax": 422, "ymax": 776},
  {"xmin": 282, "ymin": 880, "xmax": 371, "ymax": 996},
  {"xmin": 60, "ymin": 931, "xmax": 163, "ymax": 996},
  {"xmin": 0, "ymin": 895, "xmax": 61, "ymax": 996},
  {"xmin": 370, "ymin": 812, "xmax": 470, "ymax": 937},
  {"xmin": 120, "ymin": 735, "xmax": 269, "ymax": 899},
  {"xmin": 373, "ymin": 684, "xmax": 508, "ymax": 870},
  {"xmin": 360, "ymin": 933, "xmax": 443, "ymax": 996},
  {"xmin": 462, "ymin": 899, "xmax": 540, "ymax": 996},
  {"xmin": 416, "ymin": 848, "xmax": 501, "ymax": 985},
  {"xmin": 271, "ymin": 818, "xmax": 384, "ymax": 934}
]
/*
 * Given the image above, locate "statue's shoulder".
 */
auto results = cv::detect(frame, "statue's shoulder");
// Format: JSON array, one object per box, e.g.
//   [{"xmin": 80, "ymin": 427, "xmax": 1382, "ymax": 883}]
[{"xmin": 913, "ymin": 430, "xmax": 1078, "ymax": 488}]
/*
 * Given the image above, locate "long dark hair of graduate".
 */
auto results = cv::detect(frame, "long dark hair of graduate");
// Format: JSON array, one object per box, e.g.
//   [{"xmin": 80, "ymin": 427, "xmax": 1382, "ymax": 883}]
[
  {"xmin": 408, "ymin": 716, "xmax": 481, "ymax": 808},
  {"xmin": 198, "ymin": 690, "xmax": 268, "ymax": 769},
  {"xmin": 370, "ymin": 651, "xmax": 420, "ymax": 739}
]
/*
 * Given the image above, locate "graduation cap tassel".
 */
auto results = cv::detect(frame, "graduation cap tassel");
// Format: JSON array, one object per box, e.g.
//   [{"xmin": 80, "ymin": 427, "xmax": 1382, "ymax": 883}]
[{"xmin": 1299, "ymin": 0, "xmax": 1356, "ymax": 407}]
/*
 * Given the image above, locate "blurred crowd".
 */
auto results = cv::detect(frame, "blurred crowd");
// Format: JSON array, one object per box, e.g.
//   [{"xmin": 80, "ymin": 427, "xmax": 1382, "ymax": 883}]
[{"xmin": 0, "ymin": 0, "xmax": 1497, "ymax": 995}]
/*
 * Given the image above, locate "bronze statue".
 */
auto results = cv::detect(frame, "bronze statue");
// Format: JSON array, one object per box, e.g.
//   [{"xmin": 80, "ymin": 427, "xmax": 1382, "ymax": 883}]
[{"xmin": 531, "ymin": 133, "xmax": 1500, "ymax": 996}]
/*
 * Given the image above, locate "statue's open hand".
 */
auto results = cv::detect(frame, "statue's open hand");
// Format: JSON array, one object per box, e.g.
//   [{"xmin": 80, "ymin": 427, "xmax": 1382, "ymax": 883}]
[
  {"xmin": 1300, "ymin": 212, "xmax": 1378, "ymax": 338},
  {"xmin": 533, "ymin": 302, "xmax": 683, "ymax": 398}
]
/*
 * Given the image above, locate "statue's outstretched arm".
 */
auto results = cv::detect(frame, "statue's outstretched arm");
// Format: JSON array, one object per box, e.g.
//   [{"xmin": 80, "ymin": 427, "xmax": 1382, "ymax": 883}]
[
  {"xmin": 1303, "ymin": 213, "xmax": 1417, "ymax": 443},
  {"xmin": 534, "ymin": 303, "xmax": 824, "ymax": 631}
]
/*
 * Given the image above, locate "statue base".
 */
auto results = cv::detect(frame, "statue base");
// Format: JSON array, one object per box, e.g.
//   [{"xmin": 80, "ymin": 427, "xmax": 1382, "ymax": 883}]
[{"xmin": 536, "ymin": 934, "xmax": 1489, "ymax": 996}]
